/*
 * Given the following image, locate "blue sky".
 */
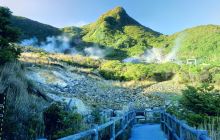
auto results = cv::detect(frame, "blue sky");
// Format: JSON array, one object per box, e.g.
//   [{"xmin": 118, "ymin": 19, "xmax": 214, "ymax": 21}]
[{"xmin": 1, "ymin": 0, "xmax": 220, "ymax": 34}]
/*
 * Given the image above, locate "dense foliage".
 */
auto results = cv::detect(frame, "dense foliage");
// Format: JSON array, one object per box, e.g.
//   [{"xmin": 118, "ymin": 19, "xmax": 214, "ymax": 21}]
[
  {"xmin": 178, "ymin": 64, "xmax": 220, "ymax": 84},
  {"xmin": 43, "ymin": 103, "xmax": 85, "ymax": 139},
  {"xmin": 167, "ymin": 85, "xmax": 220, "ymax": 139},
  {"xmin": 11, "ymin": 16, "xmax": 61, "ymax": 41},
  {"xmin": 1, "ymin": 62, "xmax": 46, "ymax": 139},
  {"xmin": 167, "ymin": 25, "xmax": 220, "ymax": 63},
  {"xmin": 0, "ymin": 7, "xmax": 21, "ymax": 64},
  {"xmin": 99, "ymin": 61, "xmax": 179, "ymax": 81},
  {"xmin": 81, "ymin": 7, "xmax": 165, "ymax": 58},
  {"xmin": 180, "ymin": 85, "xmax": 220, "ymax": 116}
]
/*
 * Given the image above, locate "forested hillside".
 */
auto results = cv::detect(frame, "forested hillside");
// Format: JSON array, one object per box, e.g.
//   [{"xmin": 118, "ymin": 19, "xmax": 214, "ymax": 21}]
[
  {"xmin": 81, "ymin": 7, "xmax": 165, "ymax": 56},
  {"xmin": 167, "ymin": 25, "xmax": 220, "ymax": 63},
  {"xmin": 12, "ymin": 7, "xmax": 220, "ymax": 63},
  {"xmin": 11, "ymin": 16, "xmax": 61, "ymax": 41}
]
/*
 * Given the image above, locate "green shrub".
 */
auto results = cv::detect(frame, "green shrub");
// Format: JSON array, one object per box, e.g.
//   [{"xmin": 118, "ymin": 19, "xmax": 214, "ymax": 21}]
[
  {"xmin": 43, "ymin": 102, "xmax": 85, "ymax": 139},
  {"xmin": 99, "ymin": 61, "xmax": 178, "ymax": 81},
  {"xmin": 99, "ymin": 60, "xmax": 126, "ymax": 80},
  {"xmin": 168, "ymin": 84, "xmax": 220, "ymax": 124},
  {"xmin": 0, "ymin": 45, "xmax": 21, "ymax": 63},
  {"xmin": 180, "ymin": 84, "xmax": 220, "ymax": 116},
  {"xmin": 1, "ymin": 62, "xmax": 46, "ymax": 139},
  {"xmin": 177, "ymin": 65, "xmax": 217, "ymax": 84},
  {"xmin": 213, "ymin": 73, "xmax": 220, "ymax": 84},
  {"xmin": 0, "ymin": 6, "xmax": 21, "ymax": 64},
  {"xmin": 91, "ymin": 109, "xmax": 102, "ymax": 124}
]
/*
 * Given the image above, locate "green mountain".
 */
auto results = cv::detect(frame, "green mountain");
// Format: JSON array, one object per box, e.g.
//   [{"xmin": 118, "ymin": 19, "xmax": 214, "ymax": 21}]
[
  {"xmin": 167, "ymin": 25, "xmax": 220, "ymax": 63},
  {"xmin": 80, "ymin": 7, "xmax": 166, "ymax": 56},
  {"xmin": 12, "ymin": 6, "xmax": 220, "ymax": 63},
  {"xmin": 11, "ymin": 16, "xmax": 61, "ymax": 41}
]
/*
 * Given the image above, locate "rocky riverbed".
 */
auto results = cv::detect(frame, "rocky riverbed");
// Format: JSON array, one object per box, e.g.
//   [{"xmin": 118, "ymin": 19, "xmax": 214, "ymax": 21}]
[{"xmin": 25, "ymin": 63, "xmax": 181, "ymax": 115}]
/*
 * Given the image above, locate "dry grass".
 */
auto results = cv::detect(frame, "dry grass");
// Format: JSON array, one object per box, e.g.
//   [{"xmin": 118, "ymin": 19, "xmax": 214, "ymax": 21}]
[
  {"xmin": 199, "ymin": 117, "xmax": 220, "ymax": 140},
  {"xmin": 0, "ymin": 62, "xmax": 48, "ymax": 139},
  {"xmin": 20, "ymin": 52, "xmax": 102, "ymax": 68}
]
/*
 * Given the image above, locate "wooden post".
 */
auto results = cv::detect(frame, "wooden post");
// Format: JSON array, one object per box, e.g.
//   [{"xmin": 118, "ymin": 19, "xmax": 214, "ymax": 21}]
[
  {"xmin": 126, "ymin": 115, "xmax": 128, "ymax": 124},
  {"xmin": 170, "ymin": 118, "xmax": 174, "ymax": 140},
  {"xmin": 167, "ymin": 128, "xmax": 171, "ymax": 140},
  {"xmin": 0, "ymin": 94, "xmax": 6, "ymax": 140},
  {"xmin": 133, "ymin": 112, "xmax": 137, "ymax": 125},
  {"xmin": 92, "ymin": 128, "xmax": 98, "ymax": 140},
  {"xmin": 110, "ymin": 122, "xmax": 115, "ymax": 140},
  {"xmin": 179, "ymin": 126, "xmax": 184, "ymax": 140},
  {"xmin": 121, "ymin": 117, "xmax": 124, "ymax": 129},
  {"xmin": 196, "ymin": 130, "xmax": 209, "ymax": 140},
  {"xmin": 120, "ymin": 117, "xmax": 125, "ymax": 138},
  {"xmin": 160, "ymin": 112, "xmax": 165, "ymax": 132},
  {"xmin": 144, "ymin": 110, "xmax": 147, "ymax": 122}
]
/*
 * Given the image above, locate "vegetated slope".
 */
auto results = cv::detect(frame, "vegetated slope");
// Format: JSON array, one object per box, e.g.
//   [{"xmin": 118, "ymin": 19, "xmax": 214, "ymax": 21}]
[
  {"xmin": 80, "ymin": 6, "xmax": 220, "ymax": 62},
  {"xmin": 20, "ymin": 52, "xmax": 169, "ymax": 110},
  {"xmin": 12, "ymin": 6, "xmax": 220, "ymax": 63},
  {"xmin": 81, "ymin": 7, "xmax": 166, "ymax": 57},
  {"xmin": 168, "ymin": 25, "xmax": 220, "ymax": 63},
  {"xmin": 11, "ymin": 16, "xmax": 61, "ymax": 41}
]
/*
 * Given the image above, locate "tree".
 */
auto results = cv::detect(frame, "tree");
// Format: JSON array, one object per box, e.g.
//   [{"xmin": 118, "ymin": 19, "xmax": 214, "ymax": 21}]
[
  {"xmin": 0, "ymin": 7, "xmax": 20, "ymax": 64},
  {"xmin": 43, "ymin": 103, "xmax": 84, "ymax": 139},
  {"xmin": 180, "ymin": 84, "xmax": 220, "ymax": 116}
]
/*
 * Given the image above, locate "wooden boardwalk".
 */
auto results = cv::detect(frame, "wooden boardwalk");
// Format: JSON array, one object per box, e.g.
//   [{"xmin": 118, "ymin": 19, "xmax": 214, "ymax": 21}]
[
  {"xmin": 59, "ymin": 109, "xmax": 211, "ymax": 140},
  {"xmin": 129, "ymin": 124, "xmax": 167, "ymax": 140}
]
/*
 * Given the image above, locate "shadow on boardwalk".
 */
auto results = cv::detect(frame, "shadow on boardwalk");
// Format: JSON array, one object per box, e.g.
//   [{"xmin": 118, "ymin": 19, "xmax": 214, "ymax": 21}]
[{"xmin": 129, "ymin": 124, "xmax": 167, "ymax": 140}]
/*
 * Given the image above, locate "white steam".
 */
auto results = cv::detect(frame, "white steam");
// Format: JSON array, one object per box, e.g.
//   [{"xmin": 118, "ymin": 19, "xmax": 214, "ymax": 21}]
[
  {"xmin": 20, "ymin": 37, "xmax": 38, "ymax": 46},
  {"xmin": 40, "ymin": 35, "xmax": 77, "ymax": 54},
  {"xmin": 123, "ymin": 57, "xmax": 141, "ymax": 63},
  {"xmin": 123, "ymin": 34, "xmax": 186, "ymax": 64},
  {"xmin": 164, "ymin": 34, "xmax": 185, "ymax": 62},
  {"xmin": 20, "ymin": 36, "xmax": 109, "ymax": 59},
  {"xmin": 84, "ymin": 45, "xmax": 107, "ymax": 59},
  {"xmin": 143, "ymin": 48, "xmax": 164, "ymax": 63}
]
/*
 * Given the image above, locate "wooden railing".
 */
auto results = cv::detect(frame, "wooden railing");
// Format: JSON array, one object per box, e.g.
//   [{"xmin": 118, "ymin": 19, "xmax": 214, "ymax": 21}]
[
  {"xmin": 59, "ymin": 111, "xmax": 136, "ymax": 140},
  {"xmin": 57, "ymin": 109, "xmax": 211, "ymax": 140},
  {"xmin": 161, "ymin": 112, "xmax": 211, "ymax": 140},
  {"xmin": 0, "ymin": 92, "xmax": 6, "ymax": 140}
]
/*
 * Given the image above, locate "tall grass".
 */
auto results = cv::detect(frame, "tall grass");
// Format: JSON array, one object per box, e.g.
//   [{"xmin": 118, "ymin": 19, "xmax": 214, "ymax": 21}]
[
  {"xmin": 0, "ymin": 62, "xmax": 48, "ymax": 139},
  {"xmin": 20, "ymin": 52, "xmax": 102, "ymax": 68},
  {"xmin": 199, "ymin": 117, "xmax": 220, "ymax": 140}
]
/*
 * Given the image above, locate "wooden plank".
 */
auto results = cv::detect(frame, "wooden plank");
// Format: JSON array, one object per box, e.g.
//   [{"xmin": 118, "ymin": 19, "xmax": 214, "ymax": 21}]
[{"xmin": 110, "ymin": 122, "xmax": 115, "ymax": 140}]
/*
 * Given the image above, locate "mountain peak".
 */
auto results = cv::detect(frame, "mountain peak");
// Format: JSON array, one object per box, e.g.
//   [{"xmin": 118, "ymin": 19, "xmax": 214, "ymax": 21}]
[
  {"xmin": 108, "ymin": 6, "xmax": 126, "ymax": 15},
  {"xmin": 97, "ymin": 6, "xmax": 141, "ymax": 27}
]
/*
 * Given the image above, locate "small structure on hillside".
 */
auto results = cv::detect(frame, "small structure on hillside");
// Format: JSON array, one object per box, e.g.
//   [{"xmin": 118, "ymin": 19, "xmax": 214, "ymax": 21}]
[{"xmin": 187, "ymin": 59, "xmax": 197, "ymax": 65}]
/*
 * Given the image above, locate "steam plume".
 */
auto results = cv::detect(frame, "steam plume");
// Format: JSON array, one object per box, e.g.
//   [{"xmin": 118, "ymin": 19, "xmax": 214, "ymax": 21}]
[
  {"xmin": 20, "ymin": 36, "xmax": 110, "ymax": 59},
  {"xmin": 20, "ymin": 37, "xmax": 38, "ymax": 46},
  {"xmin": 84, "ymin": 45, "xmax": 108, "ymax": 59},
  {"xmin": 123, "ymin": 33, "xmax": 186, "ymax": 64}
]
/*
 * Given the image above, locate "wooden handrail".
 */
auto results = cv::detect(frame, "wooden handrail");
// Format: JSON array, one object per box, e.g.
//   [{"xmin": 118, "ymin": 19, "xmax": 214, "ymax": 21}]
[
  {"xmin": 59, "ymin": 111, "xmax": 136, "ymax": 140},
  {"xmin": 161, "ymin": 112, "xmax": 211, "ymax": 140},
  {"xmin": 57, "ymin": 109, "xmax": 211, "ymax": 140}
]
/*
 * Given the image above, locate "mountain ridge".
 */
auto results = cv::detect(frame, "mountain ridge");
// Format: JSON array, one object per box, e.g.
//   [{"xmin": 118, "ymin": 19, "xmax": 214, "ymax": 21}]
[
  {"xmin": 11, "ymin": 6, "xmax": 220, "ymax": 62},
  {"xmin": 11, "ymin": 16, "xmax": 61, "ymax": 41},
  {"xmin": 79, "ymin": 6, "xmax": 164, "ymax": 57}
]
